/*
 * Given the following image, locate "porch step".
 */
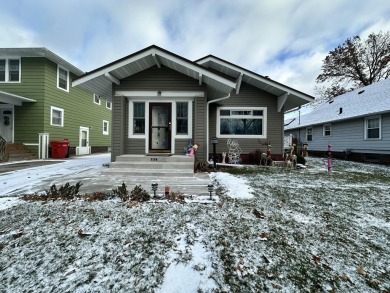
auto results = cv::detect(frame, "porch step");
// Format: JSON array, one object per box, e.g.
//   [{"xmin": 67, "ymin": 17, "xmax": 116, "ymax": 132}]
[
  {"xmin": 7, "ymin": 144, "xmax": 38, "ymax": 162},
  {"xmin": 102, "ymin": 154, "xmax": 195, "ymax": 177}
]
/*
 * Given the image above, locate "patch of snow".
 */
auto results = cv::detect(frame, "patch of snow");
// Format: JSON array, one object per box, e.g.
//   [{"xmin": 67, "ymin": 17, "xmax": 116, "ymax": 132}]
[{"xmin": 210, "ymin": 172, "xmax": 254, "ymax": 199}]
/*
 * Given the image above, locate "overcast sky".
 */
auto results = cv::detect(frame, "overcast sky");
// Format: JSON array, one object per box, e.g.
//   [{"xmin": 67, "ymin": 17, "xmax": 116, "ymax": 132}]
[{"xmin": 1, "ymin": 0, "xmax": 390, "ymax": 96}]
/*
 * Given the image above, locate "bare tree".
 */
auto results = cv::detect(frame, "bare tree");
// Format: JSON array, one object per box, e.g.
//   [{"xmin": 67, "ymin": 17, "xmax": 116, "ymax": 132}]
[{"xmin": 316, "ymin": 31, "xmax": 390, "ymax": 99}]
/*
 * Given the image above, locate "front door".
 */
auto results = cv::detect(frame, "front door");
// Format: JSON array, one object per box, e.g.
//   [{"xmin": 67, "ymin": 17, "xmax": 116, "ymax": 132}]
[
  {"xmin": 78, "ymin": 126, "xmax": 90, "ymax": 155},
  {"xmin": 0, "ymin": 108, "xmax": 13, "ymax": 142},
  {"xmin": 149, "ymin": 103, "xmax": 171, "ymax": 152}
]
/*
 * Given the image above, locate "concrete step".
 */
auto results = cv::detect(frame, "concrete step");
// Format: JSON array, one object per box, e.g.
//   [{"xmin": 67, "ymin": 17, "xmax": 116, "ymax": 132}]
[
  {"xmin": 109, "ymin": 161, "xmax": 194, "ymax": 169},
  {"xmin": 102, "ymin": 168, "xmax": 195, "ymax": 177},
  {"xmin": 7, "ymin": 144, "xmax": 37, "ymax": 162},
  {"xmin": 115, "ymin": 154, "xmax": 194, "ymax": 163}
]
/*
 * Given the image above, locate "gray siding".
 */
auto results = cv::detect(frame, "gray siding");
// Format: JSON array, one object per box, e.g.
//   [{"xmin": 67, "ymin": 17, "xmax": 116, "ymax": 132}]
[
  {"xmin": 209, "ymin": 82, "xmax": 283, "ymax": 156},
  {"xmin": 112, "ymin": 65, "xmax": 207, "ymax": 161},
  {"xmin": 112, "ymin": 96, "xmax": 126, "ymax": 161},
  {"xmin": 285, "ymin": 113, "xmax": 390, "ymax": 154}
]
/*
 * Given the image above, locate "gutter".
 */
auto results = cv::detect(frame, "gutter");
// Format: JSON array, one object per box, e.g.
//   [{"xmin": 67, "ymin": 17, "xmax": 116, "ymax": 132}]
[{"xmin": 206, "ymin": 94, "xmax": 230, "ymax": 159}]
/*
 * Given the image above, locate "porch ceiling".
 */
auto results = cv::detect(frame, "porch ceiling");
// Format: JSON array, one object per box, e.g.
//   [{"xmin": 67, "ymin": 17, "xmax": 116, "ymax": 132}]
[
  {"xmin": 0, "ymin": 90, "xmax": 36, "ymax": 106},
  {"xmin": 196, "ymin": 56, "xmax": 315, "ymax": 112},
  {"xmin": 73, "ymin": 46, "xmax": 236, "ymax": 101}
]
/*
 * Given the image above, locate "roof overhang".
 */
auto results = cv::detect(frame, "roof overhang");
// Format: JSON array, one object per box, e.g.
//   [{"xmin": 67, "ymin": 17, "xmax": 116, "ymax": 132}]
[
  {"xmin": 0, "ymin": 48, "xmax": 84, "ymax": 76},
  {"xmin": 196, "ymin": 55, "xmax": 315, "ymax": 112},
  {"xmin": 72, "ymin": 46, "xmax": 236, "ymax": 101},
  {"xmin": 0, "ymin": 90, "xmax": 36, "ymax": 106}
]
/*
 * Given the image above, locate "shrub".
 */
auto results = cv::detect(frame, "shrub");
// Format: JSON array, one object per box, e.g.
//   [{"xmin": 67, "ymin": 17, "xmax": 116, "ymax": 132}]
[{"xmin": 130, "ymin": 185, "xmax": 150, "ymax": 202}]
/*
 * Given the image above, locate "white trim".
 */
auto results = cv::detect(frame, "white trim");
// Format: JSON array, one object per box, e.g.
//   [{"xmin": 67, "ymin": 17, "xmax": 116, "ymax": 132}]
[
  {"xmin": 103, "ymin": 120, "xmax": 109, "ymax": 135},
  {"xmin": 364, "ymin": 115, "xmax": 381, "ymax": 140},
  {"xmin": 128, "ymin": 100, "xmax": 147, "ymax": 139},
  {"xmin": 277, "ymin": 92, "xmax": 289, "ymax": 112},
  {"xmin": 0, "ymin": 57, "xmax": 21, "ymax": 83},
  {"xmin": 76, "ymin": 126, "xmax": 91, "ymax": 155},
  {"xmin": 93, "ymin": 94, "xmax": 101, "ymax": 105},
  {"xmin": 197, "ymin": 55, "xmax": 313, "ymax": 102},
  {"xmin": 57, "ymin": 65, "xmax": 69, "ymax": 92},
  {"xmin": 128, "ymin": 97, "xmax": 194, "ymax": 154},
  {"xmin": 216, "ymin": 106, "xmax": 267, "ymax": 139},
  {"xmin": 116, "ymin": 90, "xmax": 204, "ymax": 98},
  {"xmin": 106, "ymin": 100, "xmax": 112, "ymax": 109},
  {"xmin": 206, "ymin": 94, "xmax": 231, "ymax": 158},
  {"xmin": 306, "ymin": 127, "xmax": 313, "ymax": 142},
  {"xmin": 323, "ymin": 123, "xmax": 331, "ymax": 137},
  {"xmin": 0, "ymin": 104, "xmax": 15, "ymax": 142},
  {"xmin": 173, "ymin": 101, "xmax": 192, "ymax": 139},
  {"xmin": 104, "ymin": 72, "xmax": 120, "ymax": 85},
  {"xmin": 50, "ymin": 106, "xmax": 64, "ymax": 127},
  {"xmin": 73, "ymin": 48, "xmax": 236, "ymax": 89}
]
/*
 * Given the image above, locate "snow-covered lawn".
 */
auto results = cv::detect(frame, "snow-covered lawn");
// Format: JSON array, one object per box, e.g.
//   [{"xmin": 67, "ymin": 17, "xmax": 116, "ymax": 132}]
[{"xmin": 0, "ymin": 157, "xmax": 389, "ymax": 292}]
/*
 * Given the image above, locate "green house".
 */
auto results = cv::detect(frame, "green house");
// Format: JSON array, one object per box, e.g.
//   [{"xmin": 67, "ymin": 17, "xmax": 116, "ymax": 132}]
[{"xmin": 0, "ymin": 48, "xmax": 111, "ymax": 159}]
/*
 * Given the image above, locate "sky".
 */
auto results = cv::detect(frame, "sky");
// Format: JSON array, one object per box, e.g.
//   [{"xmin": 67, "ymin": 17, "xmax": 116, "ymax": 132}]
[{"xmin": 1, "ymin": 0, "xmax": 390, "ymax": 96}]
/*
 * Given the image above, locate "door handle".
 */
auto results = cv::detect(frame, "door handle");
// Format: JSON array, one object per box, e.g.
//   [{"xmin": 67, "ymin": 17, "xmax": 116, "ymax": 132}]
[{"xmin": 168, "ymin": 122, "xmax": 172, "ymax": 131}]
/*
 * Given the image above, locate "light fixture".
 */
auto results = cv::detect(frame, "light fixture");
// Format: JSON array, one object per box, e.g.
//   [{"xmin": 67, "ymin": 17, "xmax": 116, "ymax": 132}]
[
  {"xmin": 207, "ymin": 184, "xmax": 214, "ymax": 200},
  {"xmin": 151, "ymin": 183, "xmax": 158, "ymax": 197}
]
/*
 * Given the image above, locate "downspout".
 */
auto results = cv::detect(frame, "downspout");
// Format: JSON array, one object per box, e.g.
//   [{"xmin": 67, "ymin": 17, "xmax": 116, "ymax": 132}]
[{"xmin": 206, "ymin": 94, "xmax": 230, "ymax": 160}]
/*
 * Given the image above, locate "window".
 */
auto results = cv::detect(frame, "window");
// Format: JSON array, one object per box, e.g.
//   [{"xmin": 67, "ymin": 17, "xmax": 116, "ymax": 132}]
[
  {"xmin": 217, "ymin": 107, "xmax": 266, "ymax": 138},
  {"xmin": 106, "ymin": 101, "xmax": 112, "ymax": 109},
  {"xmin": 365, "ymin": 116, "xmax": 381, "ymax": 139},
  {"xmin": 103, "ymin": 120, "xmax": 109, "ymax": 135},
  {"xmin": 133, "ymin": 102, "xmax": 145, "ymax": 134},
  {"xmin": 94, "ymin": 94, "xmax": 101, "ymax": 105},
  {"xmin": 57, "ymin": 66, "xmax": 69, "ymax": 91},
  {"xmin": 51, "ymin": 106, "xmax": 64, "ymax": 127},
  {"xmin": 306, "ymin": 127, "xmax": 313, "ymax": 141},
  {"xmin": 176, "ymin": 102, "xmax": 188, "ymax": 135},
  {"xmin": 0, "ymin": 58, "xmax": 20, "ymax": 82},
  {"xmin": 323, "ymin": 124, "xmax": 331, "ymax": 136}
]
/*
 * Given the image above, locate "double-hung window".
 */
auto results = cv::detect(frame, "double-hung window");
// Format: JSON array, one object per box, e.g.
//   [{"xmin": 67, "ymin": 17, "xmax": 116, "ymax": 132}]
[
  {"xmin": 306, "ymin": 127, "xmax": 313, "ymax": 141},
  {"xmin": 0, "ymin": 58, "xmax": 20, "ymax": 82},
  {"xmin": 217, "ymin": 107, "xmax": 266, "ymax": 138},
  {"xmin": 51, "ymin": 106, "xmax": 64, "ymax": 127},
  {"xmin": 57, "ymin": 66, "xmax": 69, "ymax": 91},
  {"xmin": 103, "ymin": 120, "xmax": 109, "ymax": 135},
  {"xmin": 176, "ymin": 102, "xmax": 188, "ymax": 135},
  {"xmin": 94, "ymin": 94, "xmax": 101, "ymax": 105},
  {"xmin": 106, "ymin": 101, "xmax": 112, "ymax": 109},
  {"xmin": 365, "ymin": 116, "xmax": 381, "ymax": 139},
  {"xmin": 323, "ymin": 124, "xmax": 331, "ymax": 136},
  {"xmin": 133, "ymin": 102, "xmax": 145, "ymax": 135}
]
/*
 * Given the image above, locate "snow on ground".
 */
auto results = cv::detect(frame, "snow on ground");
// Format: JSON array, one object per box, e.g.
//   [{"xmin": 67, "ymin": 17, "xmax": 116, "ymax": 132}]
[
  {"xmin": 210, "ymin": 172, "xmax": 254, "ymax": 199},
  {"xmin": 0, "ymin": 156, "xmax": 389, "ymax": 292},
  {"xmin": 0, "ymin": 154, "xmax": 110, "ymax": 197}
]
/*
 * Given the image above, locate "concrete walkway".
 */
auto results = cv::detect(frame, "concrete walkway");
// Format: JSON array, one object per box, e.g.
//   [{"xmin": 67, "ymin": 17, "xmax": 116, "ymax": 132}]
[{"xmin": 0, "ymin": 154, "xmax": 213, "ymax": 197}]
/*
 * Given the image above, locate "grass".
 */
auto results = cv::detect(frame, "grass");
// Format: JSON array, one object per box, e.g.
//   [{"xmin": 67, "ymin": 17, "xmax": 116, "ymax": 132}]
[{"xmin": 0, "ymin": 157, "xmax": 389, "ymax": 292}]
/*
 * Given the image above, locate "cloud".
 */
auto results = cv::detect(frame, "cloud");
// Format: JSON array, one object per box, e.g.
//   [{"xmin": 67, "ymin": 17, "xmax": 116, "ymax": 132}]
[{"xmin": 1, "ymin": 0, "xmax": 390, "ymax": 96}]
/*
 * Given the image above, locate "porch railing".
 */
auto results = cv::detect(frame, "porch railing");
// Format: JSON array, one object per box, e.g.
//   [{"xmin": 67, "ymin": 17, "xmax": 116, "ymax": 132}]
[{"xmin": 0, "ymin": 135, "xmax": 9, "ymax": 162}]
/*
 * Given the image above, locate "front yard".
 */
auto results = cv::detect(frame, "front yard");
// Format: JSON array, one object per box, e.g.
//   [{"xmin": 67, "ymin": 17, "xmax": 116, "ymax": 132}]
[{"xmin": 0, "ymin": 157, "xmax": 389, "ymax": 292}]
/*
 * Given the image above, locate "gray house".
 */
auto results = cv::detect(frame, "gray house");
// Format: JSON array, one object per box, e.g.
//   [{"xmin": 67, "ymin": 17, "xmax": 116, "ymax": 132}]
[
  {"xmin": 73, "ymin": 45, "xmax": 313, "ymax": 165},
  {"xmin": 284, "ymin": 78, "xmax": 390, "ymax": 164}
]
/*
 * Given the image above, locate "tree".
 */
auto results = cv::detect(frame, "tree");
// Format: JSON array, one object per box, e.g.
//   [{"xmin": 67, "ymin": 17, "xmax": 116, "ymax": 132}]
[{"xmin": 316, "ymin": 31, "xmax": 390, "ymax": 99}]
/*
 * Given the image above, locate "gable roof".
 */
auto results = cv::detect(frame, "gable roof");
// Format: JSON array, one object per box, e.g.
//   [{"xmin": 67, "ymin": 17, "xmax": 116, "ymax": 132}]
[
  {"xmin": 0, "ymin": 48, "xmax": 84, "ymax": 76},
  {"xmin": 285, "ymin": 78, "xmax": 390, "ymax": 130},
  {"xmin": 196, "ymin": 55, "xmax": 314, "ymax": 111},
  {"xmin": 73, "ymin": 45, "xmax": 236, "ymax": 100}
]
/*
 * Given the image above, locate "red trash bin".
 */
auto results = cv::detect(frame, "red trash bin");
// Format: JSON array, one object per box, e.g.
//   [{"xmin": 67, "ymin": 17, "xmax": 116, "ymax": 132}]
[{"xmin": 50, "ymin": 140, "xmax": 70, "ymax": 159}]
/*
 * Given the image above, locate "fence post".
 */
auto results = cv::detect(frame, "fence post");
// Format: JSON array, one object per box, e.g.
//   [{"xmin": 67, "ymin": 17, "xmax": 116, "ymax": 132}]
[{"xmin": 327, "ymin": 144, "xmax": 332, "ymax": 174}]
